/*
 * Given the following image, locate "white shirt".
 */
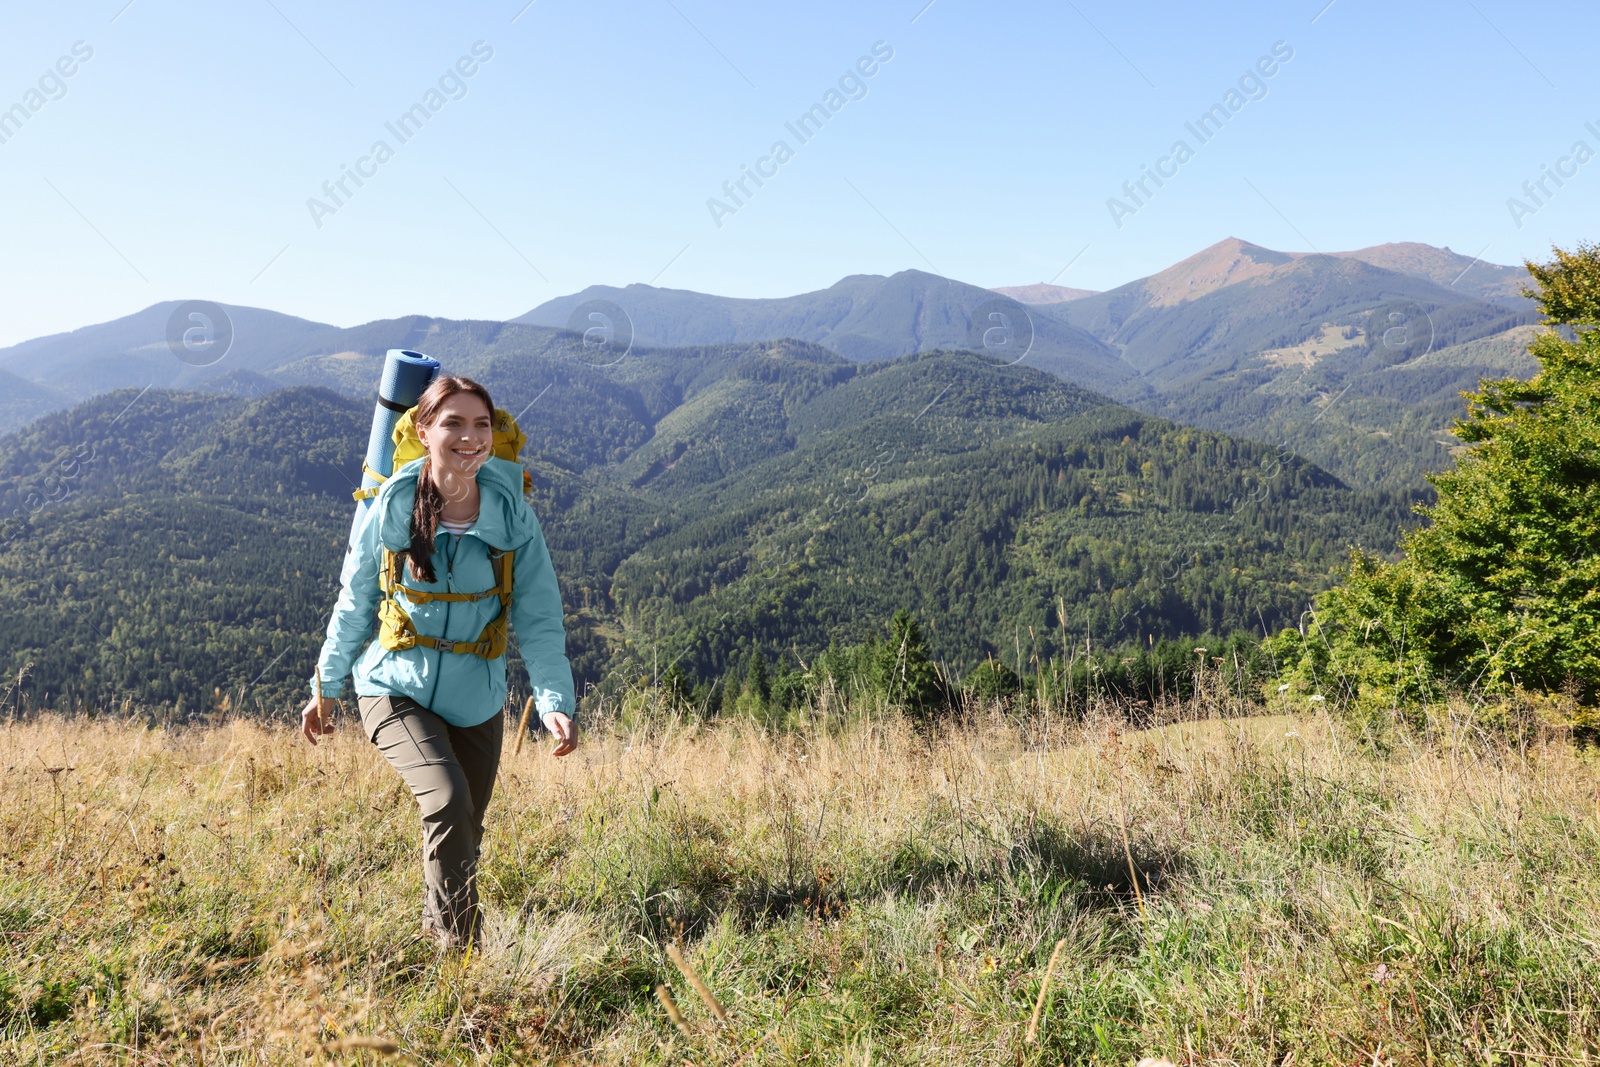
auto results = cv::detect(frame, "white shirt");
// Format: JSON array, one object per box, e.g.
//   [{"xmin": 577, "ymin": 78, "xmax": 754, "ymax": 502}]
[{"xmin": 438, "ymin": 511, "xmax": 477, "ymax": 535}]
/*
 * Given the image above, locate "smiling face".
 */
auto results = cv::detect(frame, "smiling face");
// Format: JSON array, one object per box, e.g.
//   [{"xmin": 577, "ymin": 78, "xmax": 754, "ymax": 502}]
[{"xmin": 416, "ymin": 391, "xmax": 493, "ymax": 479}]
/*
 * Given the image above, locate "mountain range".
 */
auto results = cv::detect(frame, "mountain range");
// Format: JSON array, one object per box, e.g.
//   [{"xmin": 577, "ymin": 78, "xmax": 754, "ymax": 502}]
[
  {"xmin": 516, "ymin": 239, "xmax": 1538, "ymax": 489},
  {"xmin": 0, "ymin": 238, "xmax": 1539, "ymax": 491}
]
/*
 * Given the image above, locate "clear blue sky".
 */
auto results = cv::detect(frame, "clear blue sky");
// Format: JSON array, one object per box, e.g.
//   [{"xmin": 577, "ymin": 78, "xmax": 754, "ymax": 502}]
[{"xmin": 1, "ymin": 0, "xmax": 1594, "ymax": 346}]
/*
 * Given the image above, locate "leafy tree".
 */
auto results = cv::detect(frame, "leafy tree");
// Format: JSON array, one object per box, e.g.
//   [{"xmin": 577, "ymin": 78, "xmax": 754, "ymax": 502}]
[
  {"xmin": 1524, "ymin": 242, "xmax": 1600, "ymax": 324},
  {"xmin": 1291, "ymin": 242, "xmax": 1600, "ymax": 702}
]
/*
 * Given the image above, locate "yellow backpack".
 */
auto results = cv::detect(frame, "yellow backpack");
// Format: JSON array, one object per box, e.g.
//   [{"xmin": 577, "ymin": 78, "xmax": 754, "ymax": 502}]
[
  {"xmin": 352, "ymin": 406, "xmax": 533, "ymax": 661},
  {"xmin": 352, "ymin": 406, "xmax": 533, "ymax": 502}
]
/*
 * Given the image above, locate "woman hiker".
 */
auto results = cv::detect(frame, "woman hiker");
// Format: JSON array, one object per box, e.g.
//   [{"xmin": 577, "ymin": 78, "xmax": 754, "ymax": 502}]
[{"xmin": 300, "ymin": 374, "xmax": 578, "ymax": 949}]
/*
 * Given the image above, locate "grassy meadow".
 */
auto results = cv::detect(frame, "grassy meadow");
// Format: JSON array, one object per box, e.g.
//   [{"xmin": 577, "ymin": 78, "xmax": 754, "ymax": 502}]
[{"xmin": 3, "ymin": 685, "xmax": 1600, "ymax": 1065}]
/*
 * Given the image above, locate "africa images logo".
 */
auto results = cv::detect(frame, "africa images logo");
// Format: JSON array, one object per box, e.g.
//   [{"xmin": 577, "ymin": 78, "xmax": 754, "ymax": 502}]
[{"xmin": 165, "ymin": 300, "xmax": 235, "ymax": 367}]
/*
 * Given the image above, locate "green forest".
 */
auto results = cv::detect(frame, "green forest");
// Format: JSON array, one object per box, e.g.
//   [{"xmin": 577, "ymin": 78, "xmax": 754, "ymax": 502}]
[{"xmin": 0, "ymin": 335, "xmax": 1421, "ymax": 718}]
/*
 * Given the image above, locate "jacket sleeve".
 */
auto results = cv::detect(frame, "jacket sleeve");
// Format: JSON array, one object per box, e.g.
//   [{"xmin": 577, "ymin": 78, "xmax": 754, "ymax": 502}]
[
  {"xmin": 510, "ymin": 513, "xmax": 578, "ymax": 721},
  {"xmin": 310, "ymin": 503, "xmax": 382, "ymax": 700}
]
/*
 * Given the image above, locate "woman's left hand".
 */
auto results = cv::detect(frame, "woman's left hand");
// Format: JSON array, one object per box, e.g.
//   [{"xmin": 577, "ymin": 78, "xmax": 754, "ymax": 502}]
[{"xmin": 541, "ymin": 712, "xmax": 577, "ymax": 757}]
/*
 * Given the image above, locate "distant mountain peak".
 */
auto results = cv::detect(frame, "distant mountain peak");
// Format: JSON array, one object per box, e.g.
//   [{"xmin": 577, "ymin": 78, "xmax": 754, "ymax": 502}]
[
  {"xmin": 1141, "ymin": 237, "xmax": 1303, "ymax": 307},
  {"xmin": 991, "ymin": 283, "xmax": 1100, "ymax": 305},
  {"xmin": 1328, "ymin": 242, "xmax": 1527, "ymax": 302},
  {"xmin": 882, "ymin": 268, "xmax": 950, "ymax": 285}
]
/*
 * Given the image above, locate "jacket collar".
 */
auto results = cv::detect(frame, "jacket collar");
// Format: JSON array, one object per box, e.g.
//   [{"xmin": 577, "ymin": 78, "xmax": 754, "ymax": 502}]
[{"xmin": 373, "ymin": 454, "xmax": 536, "ymax": 552}]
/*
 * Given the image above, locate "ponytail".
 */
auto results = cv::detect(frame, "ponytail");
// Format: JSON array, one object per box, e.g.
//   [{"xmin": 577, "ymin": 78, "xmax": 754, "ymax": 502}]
[{"xmin": 408, "ymin": 457, "xmax": 444, "ymax": 582}]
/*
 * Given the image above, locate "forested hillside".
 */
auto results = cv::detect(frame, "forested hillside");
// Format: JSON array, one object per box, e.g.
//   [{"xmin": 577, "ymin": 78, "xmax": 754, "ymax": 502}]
[{"xmin": 0, "ymin": 332, "xmax": 1421, "ymax": 716}]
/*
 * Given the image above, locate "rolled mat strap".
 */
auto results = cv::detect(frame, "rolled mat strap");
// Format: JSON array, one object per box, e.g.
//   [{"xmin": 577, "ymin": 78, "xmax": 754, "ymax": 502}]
[{"xmin": 375, "ymin": 393, "xmax": 411, "ymax": 414}]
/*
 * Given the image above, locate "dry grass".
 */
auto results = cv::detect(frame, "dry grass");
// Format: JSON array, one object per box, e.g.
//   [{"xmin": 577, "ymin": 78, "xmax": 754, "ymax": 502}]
[{"xmin": 2, "ymin": 692, "xmax": 1599, "ymax": 1064}]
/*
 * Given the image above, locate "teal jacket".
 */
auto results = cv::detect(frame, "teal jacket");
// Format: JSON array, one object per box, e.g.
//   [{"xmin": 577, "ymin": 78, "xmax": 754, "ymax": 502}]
[{"xmin": 311, "ymin": 455, "xmax": 577, "ymax": 728}]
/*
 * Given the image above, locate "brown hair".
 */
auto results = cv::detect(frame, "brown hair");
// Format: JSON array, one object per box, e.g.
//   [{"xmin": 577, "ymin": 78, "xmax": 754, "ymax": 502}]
[{"xmin": 406, "ymin": 374, "xmax": 495, "ymax": 583}]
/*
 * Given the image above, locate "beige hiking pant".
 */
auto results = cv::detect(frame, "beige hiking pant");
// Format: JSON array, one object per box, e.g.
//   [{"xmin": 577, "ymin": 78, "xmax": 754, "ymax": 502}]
[{"xmin": 357, "ymin": 694, "xmax": 504, "ymax": 946}]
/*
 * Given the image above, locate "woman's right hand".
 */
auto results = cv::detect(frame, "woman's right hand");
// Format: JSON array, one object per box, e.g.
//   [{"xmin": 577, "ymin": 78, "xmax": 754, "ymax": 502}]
[{"xmin": 301, "ymin": 695, "xmax": 339, "ymax": 745}]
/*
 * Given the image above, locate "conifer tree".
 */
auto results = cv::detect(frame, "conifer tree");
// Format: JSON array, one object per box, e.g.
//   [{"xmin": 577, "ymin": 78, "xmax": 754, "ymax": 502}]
[{"xmin": 876, "ymin": 609, "xmax": 943, "ymax": 712}]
